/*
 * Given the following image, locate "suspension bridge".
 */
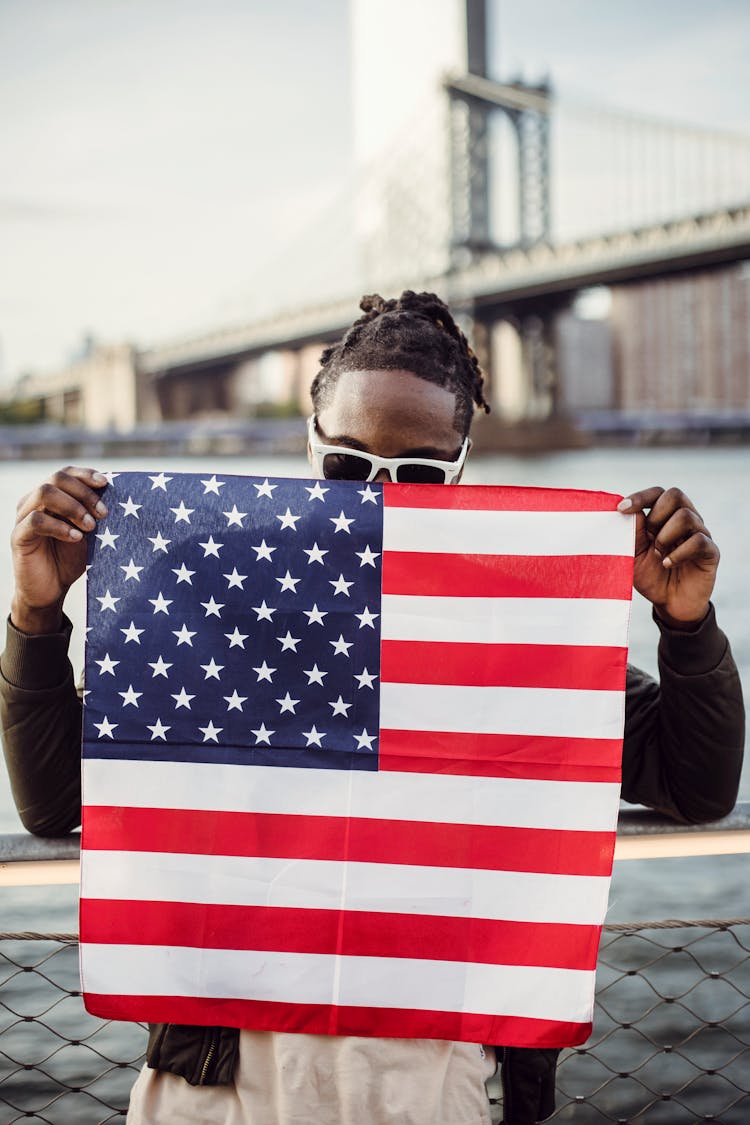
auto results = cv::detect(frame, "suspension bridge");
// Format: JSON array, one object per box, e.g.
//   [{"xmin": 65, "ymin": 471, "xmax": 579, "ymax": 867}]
[{"xmin": 8, "ymin": 0, "xmax": 750, "ymax": 441}]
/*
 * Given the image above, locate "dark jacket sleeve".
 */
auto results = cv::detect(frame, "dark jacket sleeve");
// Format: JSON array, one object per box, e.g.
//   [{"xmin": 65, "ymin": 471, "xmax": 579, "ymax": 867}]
[
  {"xmin": 0, "ymin": 616, "xmax": 82, "ymax": 836},
  {"xmin": 621, "ymin": 604, "xmax": 744, "ymax": 824}
]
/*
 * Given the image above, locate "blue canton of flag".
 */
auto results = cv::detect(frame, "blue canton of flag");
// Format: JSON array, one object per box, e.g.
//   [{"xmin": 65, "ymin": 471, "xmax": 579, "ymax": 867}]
[{"xmin": 84, "ymin": 472, "xmax": 384, "ymax": 771}]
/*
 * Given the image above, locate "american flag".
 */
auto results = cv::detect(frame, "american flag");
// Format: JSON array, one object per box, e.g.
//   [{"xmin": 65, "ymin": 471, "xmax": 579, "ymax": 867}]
[{"xmin": 80, "ymin": 471, "xmax": 634, "ymax": 1047}]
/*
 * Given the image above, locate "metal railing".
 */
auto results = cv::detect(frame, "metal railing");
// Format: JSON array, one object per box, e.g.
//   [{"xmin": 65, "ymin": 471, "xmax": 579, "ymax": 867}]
[{"xmin": 1, "ymin": 805, "xmax": 749, "ymax": 1124}]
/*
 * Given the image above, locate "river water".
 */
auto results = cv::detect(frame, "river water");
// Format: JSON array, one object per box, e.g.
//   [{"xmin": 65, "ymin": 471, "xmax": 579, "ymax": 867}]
[{"xmin": 1, "ymin": 445, "xmax": 748, "ymax": 932}]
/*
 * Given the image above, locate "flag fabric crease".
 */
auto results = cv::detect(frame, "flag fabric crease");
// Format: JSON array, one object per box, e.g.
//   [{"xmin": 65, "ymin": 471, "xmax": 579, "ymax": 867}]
[{"xmin": 80, "ymin": 471, "xmax": 634, "ymax": 1047}]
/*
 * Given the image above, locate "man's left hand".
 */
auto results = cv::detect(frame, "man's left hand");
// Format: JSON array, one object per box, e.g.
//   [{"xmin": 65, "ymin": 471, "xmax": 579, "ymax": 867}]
[{"xmin": 618, "ymin": 486, "xmax": 719, "ymax": 629}]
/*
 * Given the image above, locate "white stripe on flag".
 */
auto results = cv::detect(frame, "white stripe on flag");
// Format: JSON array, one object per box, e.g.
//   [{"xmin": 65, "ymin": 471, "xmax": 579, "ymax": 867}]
[
  {"xmin": 380, "ymin": 595, "xmax": 631, "ymax": 646},
  {"xmin": 80, "ymin": 850, "xmax": 612, "ymax": 925},
  {"xmin": 82, "ymin": 760, "xmax": 621, "ymax": 832},
  {"xmin": 79, "ymin": 943, "xmax": 597, "ymax": 1023},
  {"xmin": 383, "ymin": 506, "xmax": 632, "ymax": 557},
  {"xmin": 380, "ymin": 683, "xmax": 625, "ymax": 741}
]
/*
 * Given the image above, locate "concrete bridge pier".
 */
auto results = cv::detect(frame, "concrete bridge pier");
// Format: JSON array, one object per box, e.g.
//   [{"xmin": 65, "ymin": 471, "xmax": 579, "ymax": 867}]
[{"xmin": 485, "ymin": 312, "xmax": 558, "ymax": 423}]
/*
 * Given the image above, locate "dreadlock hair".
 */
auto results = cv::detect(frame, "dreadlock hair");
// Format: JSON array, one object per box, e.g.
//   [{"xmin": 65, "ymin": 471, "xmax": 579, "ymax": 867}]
[{"xmin": 310, "ymin": 290, "xmax": 490, "ymax": 436}]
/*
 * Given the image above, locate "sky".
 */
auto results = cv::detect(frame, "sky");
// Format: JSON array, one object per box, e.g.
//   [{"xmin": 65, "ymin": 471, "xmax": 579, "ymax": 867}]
[{"xmin": 2, "ymin": 0, "xmax": 750, "ymax": 380}]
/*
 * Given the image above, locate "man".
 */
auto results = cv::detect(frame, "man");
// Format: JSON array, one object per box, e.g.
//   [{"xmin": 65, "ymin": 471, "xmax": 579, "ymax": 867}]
[{"xmin": 1, "ymin": 291, "xmax": 744, "ymax": 1124}]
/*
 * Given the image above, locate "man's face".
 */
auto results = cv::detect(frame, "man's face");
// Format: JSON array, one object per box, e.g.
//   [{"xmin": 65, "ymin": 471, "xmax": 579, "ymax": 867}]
[{"xmin": 310, "ymin": 368, "xmax": 466, "ymax": 483}]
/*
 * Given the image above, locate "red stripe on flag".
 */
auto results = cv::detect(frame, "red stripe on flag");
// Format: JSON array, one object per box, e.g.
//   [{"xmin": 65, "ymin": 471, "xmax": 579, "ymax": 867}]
[
  {"xmin": 384, "ymin": 484, "xmax": 621, "ymax": 512},
  {"xmin": 382, "ymin": 551, "xmax": 633, "ymax": 600},
  {"xmin": 80, "ymin": 899, "xmax": 601, "ymax": 970},
  {"xmin": 82, "ymin": 992, "xmax": 592, "ymax": 1047},
  {"xmin": 381, "ymin": 640, "xmax": 627, "ymax": 691},
  {"xmin": 379, "ymin": 729, "xmax": 623, "ymax": 782},
  {"xmin": 82, "ymin": 806, "xmax": 615, "ymax": 876}
]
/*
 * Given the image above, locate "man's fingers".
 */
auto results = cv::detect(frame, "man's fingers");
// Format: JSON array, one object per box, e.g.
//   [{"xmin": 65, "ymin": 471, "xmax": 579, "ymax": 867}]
[
  {"xmin": 618, "ymin": 486, "xmax": 665, "ymax": 514},
  {"xmin": 12, "ymin": 509, "xmax": 87, "ymax": 547},
  {"xmin": 619, "ymin": 486, "xmax": 701, "ymax": 530},
  {"xmin": 652, "ymin": 508, "xmax": 709, "ymax": 557},
  {"xmin": 15, "ymin": 467, "xmax": 109, "ymax": 530},
  {"xmin": 661, "ymin": 532, "xmax": 720, "ymax": 570}
]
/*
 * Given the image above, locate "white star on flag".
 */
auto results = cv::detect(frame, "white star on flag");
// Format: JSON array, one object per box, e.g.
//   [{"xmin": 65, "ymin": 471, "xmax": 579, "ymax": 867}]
[
  {"xmin": 95, "ymin": 528, "xmax": 119, "ymax": 550},
  {"xmin": 253, "ymin": 661, "xmax": 276, "ymax": 683},
  {"xmin": 200, "ymin": 659, "xmax": 224, "ymax": 680},
  {"xmin": 201, "ymin": 597, "xmax": 224, "ymax": 618},
  {"xmin": 277, "ymin": 631, "xmax": 300, "ymax": 652},
  {"xmin": 276, "ymin": 693, "xmax": 300, "ymax": 714},
  {"xmin": 330, "ymin": 635, "xmax": 353, "ymax": 656},
  {"xmin": 95, "ymin": 653, "xmax": 119, "ymax": 676},
  {"xmin": 119, "ymin": 497, "xmax": 142, "ymax": 518},
  {"xmin": 303, "ymin": 543, "xmax": 328, "ymax": 565},
  {"xmin": 172, "ymin": 687, "xmax": 195, "ymax": 710},
  {"xmin": 148, "ymin": 532, "xmax": 171, "ymax": 553},
  {"xmin": 149, "ymin": 593, "xmax": 172, "ymax": 615},
  {"xmin": 96, "ymin": 590, "xmax": 120, "ymax": 612},
  {"xmin": 276, "ymin": 571, "xmax": 300, "ymax": 592},
  {"xmin": 147, "ymin": 718, "xmax": 170, "ymax": 741},
  {"xmin": 251, "ymin": 722, "xmax": 274, "ymax": 744},
  {"xmin": 356, "ymin": 545, "xmax": 380, "ymax": 567},
  {"xmin": 330, "ymin": 574, "xmax": 354, "ymax": 596},
  {"xmin": 253, "ymin": 479, "xmax": 276, "ymax": 498},
  {"xmin": 148, "ymin": 473, "xmax": 173, "ymax": 491},
  {"xmin": 170, "ymin": 501, "xmax": 194, "ymax": 523},
  {"xmin": 225, "ymin": 628, "xmax": 248, "ymax": 648},
  {"xmin": 354, "ymin": 728, "xmax": 376, "ymax": 750},
  {"xmin": 148, "ymin": 656, "xmax": 172, "ymax": 677},
  {"xmin": 330, "ymin": 510, "xmax": 354, "ymax": 533},
  {"xmin": 302, "ymin": 725, "xmax": 325, "ymax": 747},
  {"xmin": 201, "ymin": 476, "xmax": 225, "ymax": 495},
  {"xmin": 355, "ymin": 607, "xmax": 379, "ymax": 629},
  {"xmin": 305, "ymin": 482, "xmax": 329, "ymax": 502},
  {"xmin": 118, "ymin": 685, "xmax": 142, "ymax": 708},
  {"xmin": 224, "ymin": 691, "xmax": 247, "ymax": 712},
  {"xmin": 94, "ymin": 716, "xmax": 117, "ymax": 738},
  {"xmin": 253, "ymin": 601, "xmax": 275, "ymax": 622},
  {"xmin": 121, "ymin": 622, "xmax": 144, "ymax": 644},
  {"xmin": 120, "ymin": 559, "xmax": 143, "ymax": 582},
  {"xmin": 199, "ymin": 536, "xmax": 223, "ymax": 558},
  {"xmin": 252, "ymin": 540, "xmax": 275, "ymax": 562},
  {"xmin": 303, "ymin": 663, "xmax": 327, "ymax": 686},
  {"xmin": 224, "ymin": 568, "xmax": 247, "ymax": 589},
  {"xmin": 172, "ymin": 564, "xmax": 195, "ymax": 585},
  {"xmin": 172, "ymin": 624, "xmax": 196, "ymax": 646},
  {"xmin": 223, "ymin": 505, "xmax": 247, "ymax": 527},
  {"xmin": 199, "ymin": 721, "xmax": 222, "ymax": 743},
  {"xmin": 328, "ymin": 696, "xmax": 352, "ymax": 717},
  {"xmin": 276, "ymin": 508, "xmax": 300, "ymax": 530}
]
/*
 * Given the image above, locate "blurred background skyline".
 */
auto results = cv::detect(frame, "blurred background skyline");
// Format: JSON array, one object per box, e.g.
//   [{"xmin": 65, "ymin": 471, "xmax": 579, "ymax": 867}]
[{"xmin": 3, "ymin": 0, "xmax": 750, "ymax": 381}]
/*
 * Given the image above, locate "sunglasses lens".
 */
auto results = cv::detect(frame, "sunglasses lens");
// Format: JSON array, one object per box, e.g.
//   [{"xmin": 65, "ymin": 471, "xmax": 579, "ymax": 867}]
[
  {"xmin": 321, "ymin": 452, "xmax": 372, "ymax": 481},
  {"xmin": 396, "ymin": 464, "xmax": 447, "ymax": 484}
]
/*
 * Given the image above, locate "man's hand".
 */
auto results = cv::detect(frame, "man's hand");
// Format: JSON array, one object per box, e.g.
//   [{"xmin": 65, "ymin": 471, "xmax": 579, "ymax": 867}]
[
  {"xmin": 10, "ymin": 466, "xmax": 109, "ymax": 635},
  {"xmin": 618, "ymin": 486, "xmax": 719, "ymax": 629}
]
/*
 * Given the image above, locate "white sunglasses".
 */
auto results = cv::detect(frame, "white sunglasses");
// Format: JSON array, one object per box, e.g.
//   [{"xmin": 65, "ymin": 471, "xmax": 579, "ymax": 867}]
[{"xmin": 307, "ymin": 416, "xmax": 469, "ymax": 484}]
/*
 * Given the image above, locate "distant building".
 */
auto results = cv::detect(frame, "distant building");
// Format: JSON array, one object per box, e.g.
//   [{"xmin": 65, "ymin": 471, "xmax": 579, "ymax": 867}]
[
  {"xmin": 610, "ymin": 264, "xmax": 750, "ymax": 413},
  {"xmin": 4, "ymin": 343, "xmax": 146, "ymax": 431},
  {"xmin": 555, "ymin": 311, "xmax": 615, "ymax": 412}
]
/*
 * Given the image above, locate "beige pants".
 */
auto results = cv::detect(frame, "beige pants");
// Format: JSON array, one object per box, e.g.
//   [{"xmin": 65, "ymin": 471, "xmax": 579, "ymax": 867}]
[{"xmin": 127, "ymin": 1031, "xmax": 497, "ymax": 1125}]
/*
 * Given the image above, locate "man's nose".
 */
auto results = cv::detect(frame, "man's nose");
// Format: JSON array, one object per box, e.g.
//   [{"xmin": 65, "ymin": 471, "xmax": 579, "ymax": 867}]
[{"xmin": 373, "ymin": 468, "xmax": 392, "ymax": 483}]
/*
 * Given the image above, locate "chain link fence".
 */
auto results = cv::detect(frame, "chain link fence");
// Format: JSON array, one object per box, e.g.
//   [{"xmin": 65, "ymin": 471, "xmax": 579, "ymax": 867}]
[
  {"xmin": 0, "ymin": 934, "xmax": 145, "ymax": 1124},
  {"xmin": 1, "ymin": 921, "xmax": 748, "ymax": 1124}
]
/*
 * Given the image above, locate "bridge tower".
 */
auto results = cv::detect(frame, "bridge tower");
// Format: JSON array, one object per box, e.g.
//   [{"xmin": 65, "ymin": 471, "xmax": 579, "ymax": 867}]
[{"xmin": 447, "ymin": 0, "xmax": 552, "ymax": 255}]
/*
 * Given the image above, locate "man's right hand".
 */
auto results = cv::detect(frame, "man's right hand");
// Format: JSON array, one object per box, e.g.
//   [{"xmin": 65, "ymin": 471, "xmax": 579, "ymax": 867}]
[{"xmin": 10, "ymin": 466, "xmax": 109, "ymax": 635}]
